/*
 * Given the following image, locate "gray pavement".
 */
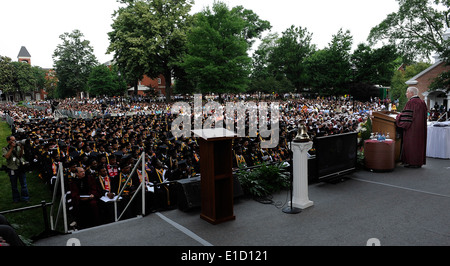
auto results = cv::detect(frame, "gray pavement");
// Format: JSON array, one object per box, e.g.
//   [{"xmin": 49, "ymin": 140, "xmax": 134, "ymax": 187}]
[{"xmin": 34, "ymin": 157, "xmax": 450, "ymax": 247}]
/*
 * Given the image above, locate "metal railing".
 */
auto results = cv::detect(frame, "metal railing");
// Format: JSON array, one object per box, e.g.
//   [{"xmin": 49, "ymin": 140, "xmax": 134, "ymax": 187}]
[
  {"xmin": 437, "ymin": 112, "xmax": 449, "ymax": 122},
  {"xmin": 49, "ymin": 162, "xmax": 68, "ymax": 233},
  {"xmin": 4, "ymin": 113, "xmax": 15, "ymax": 129},
  {"xmin": 113, "ymin": 152, "xmax": 147, "ymax": 221}
]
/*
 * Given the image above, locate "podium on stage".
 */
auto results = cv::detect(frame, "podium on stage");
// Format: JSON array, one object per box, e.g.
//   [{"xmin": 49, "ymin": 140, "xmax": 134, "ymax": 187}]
[
  {"xmin": 192, "ymin": 128, "xmax": 237, "ymax": 224},
  {"xmin": 371, "ymin": 111, "xmax": 401, "ymax": 161}
]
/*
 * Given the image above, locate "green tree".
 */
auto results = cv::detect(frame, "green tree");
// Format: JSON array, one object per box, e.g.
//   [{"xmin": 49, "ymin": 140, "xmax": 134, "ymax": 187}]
[
  {"xmin": 304, "ymin": 49, "xmax": 335, "ymax": 94},
  {"xmin": 87, "ymin": 64, "xmax": 127, "ymax": 97},
  {"xmin": 327, "ymin": 28, "xmax": 354, "ymax": 94},
  {"xmin": 44, "ymin": 70, "xmax": 58, "ymax": 99},
  {"xmin": 303, "ymin": 29, "xmax": 353, "ymax": 95},
  {"xmin": 390, "ymin": 62, "xmax": 431, "ymax": 110},
  {"xmin": 53, "ymin": 29, "xmax": 98, "ymax": 98},
  {"xmin": 0, "ymin": 57, "xmax": 46, "ymax": 101},
  {"xmin": 430, "ymin": 39, "xmax": 450, "ymax": 92},
  {"xmin": 107, "ymin": 1, "xmax": 148, "ymax": 96},
  {"xmin": 11, "ymin": 62, "xmax": 40, "ymax": 101},
  {"xmin": 268, "ymin": 25, "xmax": 316, "ymax": 93},
  {"xmin": 250, "ymin": 33, "xmax": 294, "ymax": 93},
  {"xmin": 108, "ymin": 0, "xmax": 194, "ymax": 102},
  {"xmin": 31, "ymin": 66, "xmax": 46, "ymax": 97},
  {"xmin": 0, "ymin": 56, "xmax": 15, "ymax": 93},
  {"xmin": 368, "ymin": 0, "xmax": 450, "ymax": 61},
  {"xmin": 351, "ymin": 43, "xmax": 400, "ymax": 86},
  {"xmin": 181, "ymin": 1, "xmax": 270, "ymax": 100}
]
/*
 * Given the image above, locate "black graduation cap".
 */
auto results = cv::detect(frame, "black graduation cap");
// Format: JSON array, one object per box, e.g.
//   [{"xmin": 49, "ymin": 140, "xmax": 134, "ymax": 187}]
[
  {"xmin": 67, "ymin": 160, "xmax": 78, "ymax": 167},
  {"xmin": 159, "ymin": 144, "xmax": 168, "ymax": 151},
  {"xmin": 121, "ymin": 153, "xmax": 132, "ymax": 161},
  {"xmin": 177, "ymin": 159, "xmax": 187, "ymax": 168},
  {"xmin": 113, "ymin": 151, "xmax": 124, "ymax": 157},
  {"xmin": 69, "ymin": 150, "xmax": 81, "ymax": 159},
  {"xmin": 89, "ymin": 151, "xmax": 100, "ymax": 159},
  {"xmin": 119, "ymin": 159, "xmax": 132, "ymax": 169}
]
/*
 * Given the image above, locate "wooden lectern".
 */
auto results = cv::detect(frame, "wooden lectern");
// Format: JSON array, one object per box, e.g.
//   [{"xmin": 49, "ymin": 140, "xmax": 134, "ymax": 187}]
[
  {"xmin": 192, "ymin": 128, "xmax": 237, "ymax": 224},
  {"xmin": 371, "ymin": 111, "xmax": 401, "ymax": 161}
]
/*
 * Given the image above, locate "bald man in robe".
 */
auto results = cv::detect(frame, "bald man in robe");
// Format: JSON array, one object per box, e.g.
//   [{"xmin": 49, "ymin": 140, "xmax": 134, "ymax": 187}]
[{"xmin": 395, "ymin": 87, "xmax": 428, "ymax": 168}]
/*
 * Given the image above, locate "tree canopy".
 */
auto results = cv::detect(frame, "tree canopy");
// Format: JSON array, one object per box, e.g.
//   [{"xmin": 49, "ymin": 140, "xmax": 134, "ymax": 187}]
[
  {"xmin": 351, "ymin": 43, "xmax": 401, "ymax": 86},
  {"xmin": 368, "ymin": 0, "xmax": 450, "ymax": 61},
  {"xmin": 108, "ymin": 0, "xmax": 194, "ymax": 101},
  {"xmin": 0, "ymin": 55, "xmax": 46, "ymax": 101},
  {"xmin": 180, "ymin": 1, "xmax": 270, "ymax": 98},
  {"xmin": 267, "ymin": 25, "xmax": 315, "ymax": 93},
  {"xmin": 87, "ymin": 64, "xmax": 127, "ymax": 97},
  {"xmin": 53, "ymin": 29, "xmax": 98, "ymax": 98}
]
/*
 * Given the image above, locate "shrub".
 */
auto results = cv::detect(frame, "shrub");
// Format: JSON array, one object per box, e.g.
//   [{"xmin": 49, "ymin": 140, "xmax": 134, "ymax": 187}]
[{"xmin": 236, "ymin": 162, "xmax": 290, "ymax": 198}]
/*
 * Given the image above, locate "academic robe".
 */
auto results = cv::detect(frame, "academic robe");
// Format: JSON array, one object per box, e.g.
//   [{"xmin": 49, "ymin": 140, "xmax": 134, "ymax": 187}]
[
  {"xmin": 91, "ymin": 173, "xmax": 120, "ymax": 224},
  {"xmin": 395, "ymin": 96, "xmax": 427, "ymax": 166},
  {"xmin": 68, "ymin": 175, "xmax": 101, "ymax": 228}
]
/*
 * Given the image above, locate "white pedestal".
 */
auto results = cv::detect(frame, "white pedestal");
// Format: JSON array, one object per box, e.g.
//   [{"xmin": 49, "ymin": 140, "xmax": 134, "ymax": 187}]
[{"xmin": 290, "ymin": 141, "xmax": 314, "ymax": 209}]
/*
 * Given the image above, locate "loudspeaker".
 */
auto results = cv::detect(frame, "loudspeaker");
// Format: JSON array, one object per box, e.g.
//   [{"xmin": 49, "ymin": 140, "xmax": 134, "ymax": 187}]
[
  {"xmin": 232, "ymin": 174, "xmax": 244, "ymax": 198},
  {"xmin": 176, "ymin": 175, "xmax": 244, "ymax": 212},
  {"xmin": 177, "ymin": 176, "xmax": 201, "ymax": 211}
]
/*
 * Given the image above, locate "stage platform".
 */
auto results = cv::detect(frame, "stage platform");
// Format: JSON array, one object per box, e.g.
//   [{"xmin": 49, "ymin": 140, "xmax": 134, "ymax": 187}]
[{"xmin": 34, "ymin": 157, "xmax": 450, "ymax": 247}]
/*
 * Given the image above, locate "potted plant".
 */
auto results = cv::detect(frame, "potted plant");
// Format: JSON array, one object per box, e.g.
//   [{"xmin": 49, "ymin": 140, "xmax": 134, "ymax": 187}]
[{"xmin": 236, "ymin": 162, "xmax": 290, "ymax": 200}]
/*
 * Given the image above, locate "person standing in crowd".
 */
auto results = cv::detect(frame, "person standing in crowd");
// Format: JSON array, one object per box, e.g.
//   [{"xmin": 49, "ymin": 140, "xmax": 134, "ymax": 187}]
[
  {"xmin": 2, "ymin": 136, "xmax": 30, "ymax": 203},
  {"xmin": 395, "ymin": 87, "xmax": 427, "ymax": 168}
]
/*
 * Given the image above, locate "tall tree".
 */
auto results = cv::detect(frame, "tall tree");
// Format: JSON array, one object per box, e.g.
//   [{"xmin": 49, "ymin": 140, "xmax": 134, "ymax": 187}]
[
  {"xmin": 250, "ymin": 33, "xmax": 295, "ymax": 93},
  {"xmin": 53, "ymin": 29, "xmax": 98, "ymax": 98},
  {"xmin": 0, "ymin": 56, "xmax": 46, "ymax": 101},
  {"xmin": 181, "ymin": 1, "xmax": 270, "ymax": 99},
  {"xmin": 351, "ymin": 43, "xmax": 400, "ymax": 86},
  {"xmin": 268, "ymin": 25, "xmax": 316, "ymax": 92},
  {"xmin": 0, "ymin": 56, "xmax": 15, "ymax": 94},
  {"xmin": 10, "ymin": 62, "xmax": 42, "ymax": 101},
  {"xmin": 108, "ymin": 0, "xmax": 194, "ymax": 102},
  {"xmin": 303, "ymin": 29, "xmax": 353, "ymax": 95},
  {"xmin": 87, "ymin": 64, "xmax": 127, "ymax": 97},
  {"xmin": 367, "ymin": 0, "xmax": 450, "ymax": 61}
]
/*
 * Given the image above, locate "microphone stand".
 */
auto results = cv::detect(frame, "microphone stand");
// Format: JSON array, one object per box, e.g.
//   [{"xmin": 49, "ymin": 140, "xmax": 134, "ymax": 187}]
[{"xmin": 282, "ymin": 142, "xmax": 301, "ymax": 214}]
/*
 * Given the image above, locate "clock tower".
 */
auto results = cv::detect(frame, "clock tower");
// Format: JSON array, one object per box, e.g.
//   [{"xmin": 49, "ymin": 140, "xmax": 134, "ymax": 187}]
[{"xmin": 17, "ymin": 46, "xmax": 31, "ymax": 64}]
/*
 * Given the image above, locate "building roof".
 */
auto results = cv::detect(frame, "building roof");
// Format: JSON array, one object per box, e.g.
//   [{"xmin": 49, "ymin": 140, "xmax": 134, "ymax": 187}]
[
  {"xmin": 17, "ymin": 46, "xmax": 31, "ymax": 58},
  {"xmin": 405, "ymin": 60, "xmax": 444, "ymax": 85}
]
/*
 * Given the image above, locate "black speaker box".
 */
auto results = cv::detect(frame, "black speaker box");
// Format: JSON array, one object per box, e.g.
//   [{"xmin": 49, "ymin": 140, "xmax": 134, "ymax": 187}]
[
  {"xmin": 177, "ymin": 176, "xmax": 201, "ymax": 212},
  {"xmin": 176, "ymin": 175, "xmax": 244, "ymax": 212}
]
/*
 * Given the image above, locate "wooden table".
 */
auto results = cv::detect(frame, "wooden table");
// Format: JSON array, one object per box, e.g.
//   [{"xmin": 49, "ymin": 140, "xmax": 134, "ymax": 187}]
[{"xmin": 364, "ymin": 139, "xmax": 396, "ymax": 171}]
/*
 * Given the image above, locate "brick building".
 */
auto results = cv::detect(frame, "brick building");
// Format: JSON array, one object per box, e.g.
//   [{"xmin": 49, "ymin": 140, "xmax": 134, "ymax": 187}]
[
  {"xmin": 12, "ymin": 46, "xmax": 49, "ymax": 101},
  {"xmin": 103, "ymin": 60, "xmax": 170, "ymax": 97},
  {"xmin": 128, "ymin": 74, "xmax": 169, "ymax": 97},
  {"xmin": 405, "ymin": 28, "xmax": 450, "ymax": 111}
]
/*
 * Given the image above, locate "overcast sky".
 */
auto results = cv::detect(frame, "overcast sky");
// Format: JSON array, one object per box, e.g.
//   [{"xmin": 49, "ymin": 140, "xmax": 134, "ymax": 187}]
[{"xmin": 0, "ymin": 0, "xmax": 399, "ymax": 69}]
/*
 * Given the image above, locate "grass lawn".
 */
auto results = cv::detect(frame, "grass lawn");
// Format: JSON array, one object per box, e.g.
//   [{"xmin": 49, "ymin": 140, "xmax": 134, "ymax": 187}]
[{"xmin": 0, "ymin": 121, "xmax": 54, "ymax": 244}]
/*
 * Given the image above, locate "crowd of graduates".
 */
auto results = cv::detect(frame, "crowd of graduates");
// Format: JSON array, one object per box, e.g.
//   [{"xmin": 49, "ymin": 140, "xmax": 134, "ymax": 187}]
[{"xmin": 2, "ymin": 94, "xmax": 385, "ymax": 229}]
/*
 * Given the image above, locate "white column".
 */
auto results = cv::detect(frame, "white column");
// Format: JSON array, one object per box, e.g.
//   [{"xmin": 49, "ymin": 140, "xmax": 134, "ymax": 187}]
[
  {"xmin": 290, "ymin": 141, "xmax": 314, "ymax": 209},
  {"xmin": 447, "ymin": 94, "xmax": 450, "ymax": 112}
]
